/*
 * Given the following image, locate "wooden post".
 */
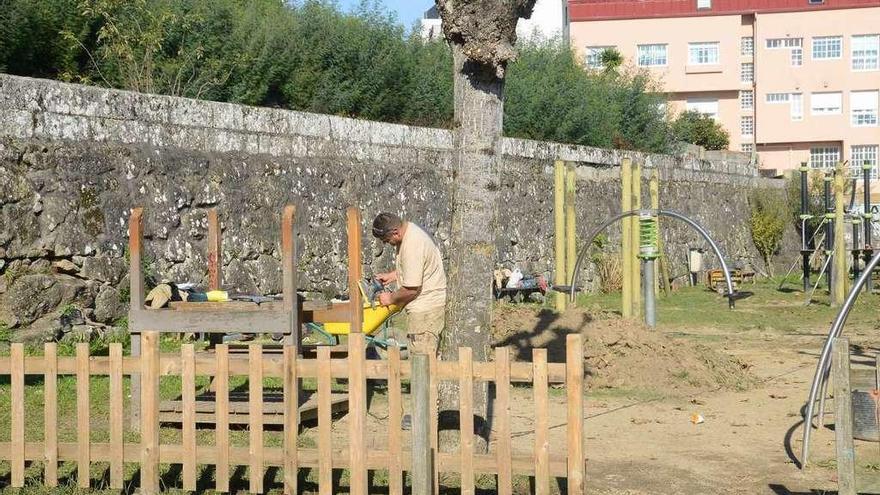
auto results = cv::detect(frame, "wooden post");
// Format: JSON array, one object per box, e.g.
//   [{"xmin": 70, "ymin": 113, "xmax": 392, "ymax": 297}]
[
  {"xmin": 832, "ymin": 337, "xmax": 856, "ymax": 495},
  {"xmin": 249, "ymin": 345, "xmax": 264, "ymax": 494},
  {"xmin": 283, "ymin": 345, "xmax": 299, "ymax": 495},
  {"xmin": 565, "ymin": 163, "xmax": 577, "ymax": 295},
  {"xmin": 140, "ymin": 330, "xmax": 160, "ymax": 494},
  {"xmin": 207, "ymin": 208, "xmax": 222, "ymax": 290},
  {"xmin": 182, "ymin": 344, "xmax": 197, "ymax": 491},
  {"xmin": 10, "ymin": 343, "xmax": 24, "ymax": 488},
  {"xmin": 347, "ymin": 207, "xmax": 364, "ymax": 333},
  {"xmin": 566, "ymin": 334, "xmax": 585, "ymax": 495},
  {"xmin": 387, "ymin": 347, "xmax": 403, "ymax": 495},
  {"xmin": 44, "ymin": 343, "xmax": 58, "ymax": 487},
  {"xmin": 833, "ymin": 163, "xmax": 847, "ymax": 305},
  {"xmin": 649, "ymin": 169, "xmax": 670, "ymax": 297},
  {"xmin": 317, "ymin": 346, "xmax": 332, "ymax": 495},
  {"xmin": 495, "ymin": 347, "xmax": 512, "ymax": 493},
  {"xmin": 76, "ymin": 343, "xmax": 90, "ymax": 488},
  {"xmin": 129, "ymin": 208, "xmax": 145, "ymax": 430},
  {"xmin": 109, "ymin": 343, "xmax": 124, "ymax": 489},
  {"xmin": 554, "ymin": 160, "xmax": 567, "ymax": 311},
  {"xmin": 533, "ymin": 348, "xmax": 550, "ymax": 495},
  {"xmin": 631, "ymin": 162, "xmax": 642, "ymax": 317},
  {"xmin": 621, "ymin": 158, "xmax": 633, "ymax": 317},
  {"xmin": 349, "ymin": 332, "xmax": 368, "ymax": 495},
  {"xmin": 215, "ymin": 344, "xmax": 230, "ymax": 493},
  {"xmin": 460, "ymin": 347, "xmax": 475, "ymax": 495},
  {"xmin": 411, "ymin": 354, "xmax": 432, "ymax": 495},
  {"xmin": 282, "ymin": 205, "xmax": 300, "ymax": 349}
]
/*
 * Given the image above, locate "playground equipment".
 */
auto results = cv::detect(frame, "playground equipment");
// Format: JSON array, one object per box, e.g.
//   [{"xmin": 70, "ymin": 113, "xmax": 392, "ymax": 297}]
[{"xmin": 569, "ymin": 208, "xmax": 736, "ymax": 327}]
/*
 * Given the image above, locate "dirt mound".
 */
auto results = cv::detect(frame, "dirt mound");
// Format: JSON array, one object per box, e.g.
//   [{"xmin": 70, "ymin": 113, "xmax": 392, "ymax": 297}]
[{"xmin": 492, "ymin": 306, "xmax": 756, "ymax": 394}]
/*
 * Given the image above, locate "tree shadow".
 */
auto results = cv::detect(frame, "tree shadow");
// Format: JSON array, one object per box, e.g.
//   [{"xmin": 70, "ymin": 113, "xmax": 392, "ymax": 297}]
[
  {"xmin": 768, "ymin": 483, "xmax": 838, "ymax": 494},
  {"xmin": 495, "ymin": 308, "xmax": 592, "ymax": 363}
]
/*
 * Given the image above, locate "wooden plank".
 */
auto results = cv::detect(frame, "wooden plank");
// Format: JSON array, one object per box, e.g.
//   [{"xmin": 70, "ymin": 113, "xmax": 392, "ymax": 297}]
[
  {"xmin": 429, "ymin": 352, "xmax": 439, "ymax": 495},
  {"xmin": 495, "ymin": 347, "xmax": 512, "ymax": 493},
  {"xmin": 207, "ymin": 208, "xmax": 222, "ymax": 290},
  {"xmin": 318, "ymin": 346, "xmax": 333, "ymax": 495},
  {"xmin": 346, "ymin": 206, "xmax": 363, "ymax": 334},
  {"xmin": 460, "ymin": 347, "xmax": 475, "ymax": 495},
  {"xmin": 533, "ymin": 349, "xmax": 550, "ymax": 495},
  {"xmin": 44, "ymin": 343, "xmax": 58, "ymax": 487},
  {"xmin": 215, "ymin": 344, "xmax": 230, "ymax": 493},
  {"xmin": 283, "ymin": 345, "xmax": 299, "ymax": 495},
  {"xmin": 11, "ymin": 343, "xmax": 24, "ymax": 487},
  {"xmin": 306, "ymin": 301, "xmax": 352, "ymax": 324},
  {"xmin": 411, "ymin": 354, "xmax": 431, "ymax": 495},
  {"xmin": 833, "ymin": 338, "xmax": 856, "ymax": 495},
  {"xmin": 182, "ymin": 344, "xmax": 197, "ymax": 491},
  {"xmin": 131, "ymin": 308, "xmax": 292, "ymax": 334},
  {"xmin": 129, "ymin": 207, "xmax": 145, "ymax": 430},
  {"xmin": 281, "ymin": 205, "xmax": 300, "ymax": 348},
  {"xmin": 141, "ymin": 331, "xmax": 160, "ymax": 494},
  {"xmin": 387, "ymin": 347, "xmax": 403, "ymax": 495},
  {"xmin": 168, "ymin": 300, "xmax": 330, "ymax": 312},
  {"xmin": 249, "ymin": 345, "xmax": 264, "ymax": 494},
  {"xmin": 76, "ymin": 343, "xmax": 90, "ymax": 488},
  {"xmin": 566, "ymin": 334, "xmax": 585, "ymax": 495},
  {"xmin": 349, "ymin": 333, "xmax": 367, "ymax": 495},
  {"xmin": 109, "ymin": 344, "xmax": 124, "ymax": 489}
]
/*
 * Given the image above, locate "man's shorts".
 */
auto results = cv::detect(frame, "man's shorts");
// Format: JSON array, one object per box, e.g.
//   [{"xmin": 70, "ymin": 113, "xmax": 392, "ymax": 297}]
[{"xmin": 405, "ymin": 306, "xmax": 445, "ymax": 356}]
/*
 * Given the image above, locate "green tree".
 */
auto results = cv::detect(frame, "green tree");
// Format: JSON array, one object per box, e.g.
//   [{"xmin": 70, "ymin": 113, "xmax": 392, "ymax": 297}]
[
  {"xmin": 599, "ymin": 47, "xmax": 623, "ymax": 71},
  {"xmin": 671, "ymin": 110, "xmax": 729, "ymax": 150},
  {"xmin": 749, "ymin": 187, "xmax": 789, "ymax": 276}
]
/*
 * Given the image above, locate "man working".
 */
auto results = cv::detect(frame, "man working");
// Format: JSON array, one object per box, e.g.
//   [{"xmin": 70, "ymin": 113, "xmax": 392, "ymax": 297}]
[{"xmin": 371, "ymin": 212, "xmax": 446, "ymax": 356}]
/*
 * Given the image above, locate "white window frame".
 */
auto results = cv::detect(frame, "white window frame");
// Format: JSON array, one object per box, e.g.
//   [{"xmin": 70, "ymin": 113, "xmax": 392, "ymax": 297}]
[
  {"xmin": 791, "ymin": 47, "xmax": 803, "ymax": 66},
  {"xmin": 812, "ymin": 36, "xmax": 843, "ymax": 60},
  {"xmin": 637, "ymin": 44, "xmax": 668, "ymax": 67},
  {"xmin": 851, "ymin": 145, "xmax": 879, "ymax": 179},
  {"xmin": 791, "ymin": 93, "xmax": 804, "ymax": 121},
  {"xmin": 810, "ymin": 146, "xmax": 841, "ymax": 169},
  {"xmin": 766, "ymin": 38, "xmax": 802, "ymax": 49},
  {"xmin": 740, "ymin": 116, "xmax": 754, "ymax": 137},
  {"xmin": 697, "ymin": 0, "xmax": 711, "ymax": 9},
  {"xmin": 741, "ymin": 37, "xmax": 754, "ymax": 56},
  {"xmin": 585, "ymin": 46, "xmax": 615, "ymax": 69},
  {"xmin": 766, "ymin": 93, "xmax": 790, "ymax": 103},
  {"xmin": 741, "ymin": 63, "xmax": 754, "ymax": 83},
  {"xmin": 740, "ymin": 90, "xmax": 754, "ymax": 110},
  {"xmin": 851, "ymin": 35, "xmax": 879, "ymax": 71},
  {"xmin": 811, "ymin": 92, "xmax": 842, "ymax": 115},
  {"xmin": 686, "ymin": 98, "xmax": 720, "ymax": 121},
  {"xmin": 851, "ymin": 90, "xmax": 879, "ymax": 127},
  {"xmin": 741, "ymin": 143, "xmax": 754, "ymax": 153},
  {"xmin": 688, "ymin": 42, "xmax": 720, "ymax": 65}
]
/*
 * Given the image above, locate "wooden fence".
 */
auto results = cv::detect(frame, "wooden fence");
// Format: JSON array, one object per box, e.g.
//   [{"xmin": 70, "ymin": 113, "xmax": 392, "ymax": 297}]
[{"xmin": 0, "ymin": 332, "xmax": 585, "ymax": 494}]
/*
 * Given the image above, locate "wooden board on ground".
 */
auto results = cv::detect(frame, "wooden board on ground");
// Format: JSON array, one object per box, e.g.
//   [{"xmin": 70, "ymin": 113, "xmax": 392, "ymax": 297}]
[{"xmin": 159, "ymin": 391, "xmax": 348, "ymax": 425}]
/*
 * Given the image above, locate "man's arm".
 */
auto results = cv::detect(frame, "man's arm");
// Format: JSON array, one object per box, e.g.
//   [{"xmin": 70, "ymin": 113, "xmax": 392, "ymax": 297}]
[
  {"xmin": 376, "ymin": 271, "xmax": 398, "ymax": 285},
  {"xmin": 379, "ymin": 285, "xmax": 421, "ymax": 307}
]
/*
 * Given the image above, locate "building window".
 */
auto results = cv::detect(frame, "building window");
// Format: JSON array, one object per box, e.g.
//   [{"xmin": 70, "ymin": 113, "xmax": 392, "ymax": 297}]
[
  {"xmin": 585, "ymin": 46, "xmax": 614, "ymax": 69},
  {"xmin": 851, "ymin": 90, "xmax": 879, "ymax": 127},
  {"xmin": 852, "ymin": 145, "xmax": 879, "ymax": 178},
  {"xmin": 791, "ymin": 93, "xmax": 804, "ymax": 121},
  {"xmin": 697, "ymin": 0, "xmax": 711, "ymax": 8},
  {"xmin": 791, "ymin": 48, "xmax": 803, "ymax": 66},
  {"xmin": 810, "ymin": 146, "xmax": 841, "ymax": 169},
  {"xmin": 852, "ymin": 35, "xmax": 880, "ymax": 71},
  {"xmin": 740, "ymin": 90, "xmax": 754, "ymax": 110},
  {"xmin": 688, "ymin": 42, "xmax": 720, "ymax": 65},
  {"xmin": 766, "ymin": 38, "xmax": 801, "ymax": 49},
  {"xmin": 638, "ymin": 44, "xmax": 667, "ymax": 67},
  {"xmin": 811, "ymin": 92, "xmax": 842, "ymax": 115},
  {"xmin": 812, "ymin": 36, "xmax": 843, "ymax": 59},
  {"xmin": 766, "ymin": 93, "xmax": 790, "ymax": 103},
  {"xmin": 740, "ymin": 116, "xmax": 754, "ymax": 136},
  {"xmin": 686, "ymin": 98, "xmax": 719, "ymax": 120},
  {"xmin": 741, "ymin": 37, "xmax": 754, "ymax": 56},
  {"xmin": 741, "ymin": 63, "xmax": 754, "ymax": 83},
  {"xmin": 809, "ymin": 0, "xmax": 825, "ymax": 4},
  {"xmin": 741, "ymin": 143, "xmax": 754, "ymax": 153}
]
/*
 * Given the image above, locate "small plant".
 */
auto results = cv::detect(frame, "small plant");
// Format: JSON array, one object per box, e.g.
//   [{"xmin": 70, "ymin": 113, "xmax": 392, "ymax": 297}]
[
  {"xmin": 749, "ymin": 187, "xmax": 789, "ymax": 276},
  {"xmin": 671, "ymin": 110, "xmax": 730, "ymax": 150},
  {"xmin": 0, "ymin": 322, "xmax": 11, "ymax": 344}
]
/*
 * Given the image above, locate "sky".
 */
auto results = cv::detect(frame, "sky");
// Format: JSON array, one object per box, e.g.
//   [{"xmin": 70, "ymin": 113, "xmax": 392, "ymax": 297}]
[{"xmin": 336, "ymin": 0, "xmax": 432, "ymax": 29}]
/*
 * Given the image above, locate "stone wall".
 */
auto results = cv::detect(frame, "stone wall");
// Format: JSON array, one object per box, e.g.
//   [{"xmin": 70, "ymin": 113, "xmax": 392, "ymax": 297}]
[{"xmin": 0, "ymin": 74, "xmax": 795, "ymax": 341}]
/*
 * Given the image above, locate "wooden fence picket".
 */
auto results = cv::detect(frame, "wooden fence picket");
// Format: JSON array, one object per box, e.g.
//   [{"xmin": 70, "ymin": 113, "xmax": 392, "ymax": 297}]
[
  {"xmin": 215, "ymin": 344, "xmax": 230, "ymax": 493},
  {"xmin": 141, "ymin": 331, "xmax": 160, "ymax": 494},
  {"xmin": 533, "ymin": 348, "xmax": 550, "ymax": 495},
  {"xmin": 387, "ymin": 347, "xmax": 403, "ymax": 495},
  {"xmin": 76, "ymin": 343, "xmax": 90, "ymax": 488},
  {"xmin": 11, "ymin": 343, "xmax": 24, "ymax": 487},
  {"xmin": 44, "ymin": 343, "xmax": 58, "ymax": 487},
  {"xmin": 460, "ymin": 347, "xmax": 474, "ymax": 495},
  {"xmin": 249, "ymin": 345, "xmax": 264, "ymax": 494},
  {"xmin": 318, "ymin": 346, "xmax": 332, "ymax": 495},
  {"xmin": 566, "ymin": 334, "xmax": 585, "ymax": 495},
  {"xmin": 495, "ymin": 346, "xmax": 512, "ymax": 493},
  {"xmin": 182, "ymin": 344, "xmax": 197, "ymax": 491},
  {"xmin": 283, "ymin": 345, "xmax": 299, "ymax": 495},
  {"xmin": 109, "ymin": 343, "xmax": 124, "ymax": 489}
]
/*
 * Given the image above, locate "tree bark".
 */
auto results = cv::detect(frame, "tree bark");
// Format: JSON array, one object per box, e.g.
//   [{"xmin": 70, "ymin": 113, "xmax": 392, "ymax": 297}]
[{"xmin": 440, "ymin": 43, "xmax": 504, "ymax": 452}]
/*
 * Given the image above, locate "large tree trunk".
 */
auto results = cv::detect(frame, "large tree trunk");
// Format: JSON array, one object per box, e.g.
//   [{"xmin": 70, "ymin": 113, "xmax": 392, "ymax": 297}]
[{"xmin": 440, "ymin": 43, "xmax": 504, "ymax": 452}]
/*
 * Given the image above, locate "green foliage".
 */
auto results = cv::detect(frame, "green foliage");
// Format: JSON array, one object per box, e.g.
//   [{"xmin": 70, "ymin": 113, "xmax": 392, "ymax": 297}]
[
  {"xmin": 599, "ymin": 47, "xmax": 623, "ymax": 72},
  {"xmin": 671, "ymin": 110, "xmax": 730, "ymax": 150},
  {"xmin": 0, "ymin": 322, "xmax": 11, "ymax": 345},
  {"xmin": 749, "ymin": 187, "xmax": 789, "ymax": 275},
  {"xmin": 785, "ymin": 169, "xmax": 827, "ymax": 237},
  {"xmin": 1, "ymin": 0, "xmax": 673, "ymax": 152}
]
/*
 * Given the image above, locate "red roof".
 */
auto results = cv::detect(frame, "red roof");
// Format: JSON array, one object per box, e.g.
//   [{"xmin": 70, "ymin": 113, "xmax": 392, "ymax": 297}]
[{"xmin": 568, "ymin": 0, "xmax": 880, "ymax": 21}]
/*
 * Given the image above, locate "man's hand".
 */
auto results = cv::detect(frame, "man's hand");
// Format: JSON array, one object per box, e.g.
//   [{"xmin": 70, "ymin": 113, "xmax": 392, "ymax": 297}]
[
  {"xmin": 376, "ymin": 271, "xmax": 398, "ymax": 285},
  {"xmin": 378, "ymin": 292, "xmax": 393, "ymax": 307}
]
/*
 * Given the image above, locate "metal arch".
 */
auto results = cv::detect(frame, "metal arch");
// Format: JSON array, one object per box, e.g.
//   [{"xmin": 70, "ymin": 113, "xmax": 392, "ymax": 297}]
[
  {"xmin": 800, "ymin": 248, "xmax": 880, "ymax": 468},
  {"xmin": 568, "ymin": 209, "xmax": 736, "ymax": 309}
]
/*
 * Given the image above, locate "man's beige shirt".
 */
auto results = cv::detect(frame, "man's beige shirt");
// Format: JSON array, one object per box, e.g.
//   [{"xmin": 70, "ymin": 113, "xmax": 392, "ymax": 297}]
[{"xmin": 395, "ymin": 222, "xmax": 446, "ymax": 313}]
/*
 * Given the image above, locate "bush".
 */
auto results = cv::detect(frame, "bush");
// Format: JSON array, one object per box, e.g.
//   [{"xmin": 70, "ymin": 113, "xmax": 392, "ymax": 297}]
[
  {"xmin": 749, "ymin": 187, "xmax": 789, "ymax": 275},
  {"xmin": 671, "ymin": 110, "xmax": 729, "ymax": 150}
]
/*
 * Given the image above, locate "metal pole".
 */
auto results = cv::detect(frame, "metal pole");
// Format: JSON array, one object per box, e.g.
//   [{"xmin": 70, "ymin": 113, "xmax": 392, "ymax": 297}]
[
  {"xmin": 800, "ymin": 164, "xmax": 811, "ymax": 292},
  {"xmin": 411, "ymin": 354, "xmax": 432, "ymax": 495},
  {"xmin": 643, "ymin": 259, "xmax": 656, "ymax": 327},
  {"xmin": 864, "ymin": 160, "xmax": 873, "ymax": 293}
]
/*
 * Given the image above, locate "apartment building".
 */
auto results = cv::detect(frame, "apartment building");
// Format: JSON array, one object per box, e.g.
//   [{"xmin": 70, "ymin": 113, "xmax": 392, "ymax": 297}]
[{"xmin": 569, "ymin": 0, "xmax": 880, "ymax": 178}]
